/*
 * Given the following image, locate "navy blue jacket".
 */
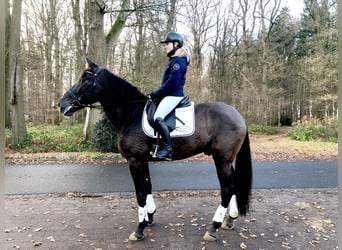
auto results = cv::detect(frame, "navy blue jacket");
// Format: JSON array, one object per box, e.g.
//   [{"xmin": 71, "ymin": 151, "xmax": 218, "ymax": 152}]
[{"xmin": 151, "ymin": 48, "xmax": 188, "ymax": 100}]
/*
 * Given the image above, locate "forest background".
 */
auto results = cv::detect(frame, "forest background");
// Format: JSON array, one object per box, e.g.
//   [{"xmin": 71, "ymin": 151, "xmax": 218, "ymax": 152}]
[{"xmin": 5, "ymin": 0, "xmax": 337, "ymax": 151}]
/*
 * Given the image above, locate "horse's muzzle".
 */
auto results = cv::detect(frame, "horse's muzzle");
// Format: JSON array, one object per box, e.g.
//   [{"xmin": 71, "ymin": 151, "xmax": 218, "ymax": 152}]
[{"xmin": 62, "ymin": 105, "xmax": 74, "ymax": 116}]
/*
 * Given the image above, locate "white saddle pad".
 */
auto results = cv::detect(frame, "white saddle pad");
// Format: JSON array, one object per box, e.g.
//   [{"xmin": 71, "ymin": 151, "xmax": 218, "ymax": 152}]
[{"xmin": 142, "ymin": 102, "xmax": 195, "ymax": 138}]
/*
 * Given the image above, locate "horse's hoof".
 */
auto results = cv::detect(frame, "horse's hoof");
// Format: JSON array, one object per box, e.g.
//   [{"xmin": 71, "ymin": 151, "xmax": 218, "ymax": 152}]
[
  {"xmin": 129, "ymin": 232, "xmax": 145, "ymax": 241},
  {"xmin": 221, "ymin": 219, "xmax": 235, "ymax": 230},
  {"xmin": 203, "ymin": 231, "xmax": 217, "ymax": 241},
  {"xmin": 147, "ymin": 220, "xmax": 154, "ymax": 226}
]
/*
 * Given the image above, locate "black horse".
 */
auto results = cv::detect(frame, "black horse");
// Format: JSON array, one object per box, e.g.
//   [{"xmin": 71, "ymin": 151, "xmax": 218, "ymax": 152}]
[{"xmin": 59, "ymin": 58, "xmax": 252, "ymax": 242}]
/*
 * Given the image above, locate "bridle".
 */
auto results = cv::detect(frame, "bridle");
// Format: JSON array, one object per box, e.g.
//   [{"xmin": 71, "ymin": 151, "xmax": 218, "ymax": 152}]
[
  {"xmin": 67, "ymin": 67, "xmax": 104, "ymax": 110},
  {"xmin": 67, "ymin": 88, "xmax": 103, "ymax": 110}
]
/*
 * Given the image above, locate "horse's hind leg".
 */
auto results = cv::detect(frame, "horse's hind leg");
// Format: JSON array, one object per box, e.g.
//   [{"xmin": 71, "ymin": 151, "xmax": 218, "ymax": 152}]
[
  {"xmin": 127, "ymin": 159, "xmax": 156, "ymax": 241},
  {"xmin": 146, "ymin": 193, "xmax": 156, "ymax": 226},
  {"xmin": 203, "ymin": 156, "xmax": 235, "ymax": 241},
  {"xmin": 221, "ymin": 194, "xmax": 238, "ymax": 230}
]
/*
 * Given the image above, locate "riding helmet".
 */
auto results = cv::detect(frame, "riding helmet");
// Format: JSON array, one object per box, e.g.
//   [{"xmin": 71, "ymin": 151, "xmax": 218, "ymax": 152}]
[{"xmin": 161, "ymin": 32, "xmax": 183, "ymax": 48}]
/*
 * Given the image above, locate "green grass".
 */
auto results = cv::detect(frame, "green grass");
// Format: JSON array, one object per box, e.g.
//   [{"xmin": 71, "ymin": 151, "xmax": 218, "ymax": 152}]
[
  {"xmin": 248, "ymin": 123, "xmax": 278, "ymax": 135},
  {"xmin": 6, "ymin": 124, "xmax": 93, "ymax": 153}
]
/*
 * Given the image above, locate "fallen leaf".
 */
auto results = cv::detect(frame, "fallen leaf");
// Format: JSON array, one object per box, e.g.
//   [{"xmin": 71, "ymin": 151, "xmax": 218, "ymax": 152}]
[
  {"xmin": 309, "ymin": 240, "xmax": 320, "ymax": 247},
  {"xmin": 281, "ymin": 241, "xmax": 291, "ymax": 249},
  {"xmin": 79, "ymin": 233, "xmax": 87, "ymax": 238},
  {"xmin": 239, "ymin": 233, "xmax": 249, "ymax": 239},
  {"xmin": 46, "ymin": 236, "xmax": 55, "ymax": 242},
  {"xmin": 33, "ymin": 241, "xmax": 42, "ymax": 247},
  {"xmin": 177, "ymin": 213, "xmax": 185, "ymax": 218},
  {"xmin": 240, "ymin": 242, "xmax": 247, "ymax": 249},
  {"xmin": 222, "ymin": 240, "xmax": 230, "ymax": 247},
  {"xmin": 33, "ymin": 228, "xmax": 42, "ymax": 232}
]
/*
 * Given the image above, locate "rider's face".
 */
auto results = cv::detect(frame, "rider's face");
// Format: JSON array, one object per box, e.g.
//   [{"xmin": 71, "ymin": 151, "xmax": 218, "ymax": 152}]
[{"xmin": 165, "ymin": 42, "xmax": 174, "ymax": 54}]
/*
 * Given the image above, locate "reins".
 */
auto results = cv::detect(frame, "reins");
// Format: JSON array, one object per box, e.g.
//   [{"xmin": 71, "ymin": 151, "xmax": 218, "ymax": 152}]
[
  {"xmin": 90, "ymin": 98, "xmax": 149, "ymax": 110},
  {"xmin": 68, "ymin": 87, "xmax": 148, "ymax": 111}
]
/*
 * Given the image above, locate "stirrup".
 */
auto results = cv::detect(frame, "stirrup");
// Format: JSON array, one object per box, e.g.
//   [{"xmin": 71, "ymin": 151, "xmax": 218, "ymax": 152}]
[{"xmin": 153, "ymin": 147, "xmax": 172, "ymax": 161}]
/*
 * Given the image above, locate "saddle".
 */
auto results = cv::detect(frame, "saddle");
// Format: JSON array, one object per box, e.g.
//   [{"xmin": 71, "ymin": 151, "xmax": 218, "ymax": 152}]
[{"xmin": 142, "ymin": 96, "xmax": 195, "ymax": 138}]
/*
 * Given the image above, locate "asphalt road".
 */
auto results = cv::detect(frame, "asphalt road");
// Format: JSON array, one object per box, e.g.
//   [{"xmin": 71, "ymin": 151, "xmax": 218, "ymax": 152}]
[{"xmin": 5, "ymin": 160, "xmax": 337, "ymax": 195}]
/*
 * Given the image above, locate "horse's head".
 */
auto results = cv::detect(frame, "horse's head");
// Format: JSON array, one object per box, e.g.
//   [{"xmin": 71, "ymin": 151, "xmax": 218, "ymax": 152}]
[{"xmin": 59, "ymin": 58, "xmax": 105, "ymax": 116}]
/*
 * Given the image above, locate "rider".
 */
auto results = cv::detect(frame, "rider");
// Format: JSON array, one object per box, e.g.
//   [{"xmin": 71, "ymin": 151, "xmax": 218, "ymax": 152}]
[{"xmin": 149, "ymin": 31, "xmax": 190, "ymax": 161}]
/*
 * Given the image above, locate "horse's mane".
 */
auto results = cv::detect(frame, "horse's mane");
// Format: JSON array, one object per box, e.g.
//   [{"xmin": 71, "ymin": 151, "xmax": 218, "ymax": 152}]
[
  {"xmin": 103, "ymin": 69, "xmax": 147, "ymax": 102},
  {"xmin": 98, "ymin": 69, "xmax": 148, "ymax": 126}
]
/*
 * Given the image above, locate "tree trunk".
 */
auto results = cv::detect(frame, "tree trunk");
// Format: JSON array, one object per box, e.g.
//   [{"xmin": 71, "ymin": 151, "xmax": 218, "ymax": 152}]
[
  {"xmin": 8, "ymin": 0, "xmax": 27, "ymax": 145},
  {"xmin": 72, "ymin": 0, "xmax": 86, "ymax": 74},
  {"xmin": 83, "ymin": 0, "xmax": 106, "ymax": 141},
  {"xmin": 166, "ymin": 0, "xmax": 176, "ymax": 31},
  {"xmin": 5, "ymin": 1, "xmax": 11, "ymax": 127},
  {"xmin": 83, "ymin": 0, "xmax": 131, "ymax": 141}
]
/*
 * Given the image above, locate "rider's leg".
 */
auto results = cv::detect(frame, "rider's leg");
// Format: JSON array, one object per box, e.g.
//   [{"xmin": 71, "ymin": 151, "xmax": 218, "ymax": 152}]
[
  {"xmin": 153, "ymin": 96, "xmax": 184, "ymax": 121},
  {"xmin": 153, "ymin": 96, "xmax": 183, "ymax": 161},
  {"xmin": 153, "ymin": 117, "xmax": 173, "ymax": 160}
]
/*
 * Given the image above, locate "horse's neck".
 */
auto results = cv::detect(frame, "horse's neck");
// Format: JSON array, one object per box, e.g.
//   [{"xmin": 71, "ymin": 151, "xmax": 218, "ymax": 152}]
[
  {"xmin": 102, "ymin": 70, "xmax": 146, "ymax": 103},
  {"xmin": 103, "ymin": 105, "xmax": 143, "ymax": 132},
  {"xmin": 100, "ymin": 71, "xmax": 145, "ymax": 132}
]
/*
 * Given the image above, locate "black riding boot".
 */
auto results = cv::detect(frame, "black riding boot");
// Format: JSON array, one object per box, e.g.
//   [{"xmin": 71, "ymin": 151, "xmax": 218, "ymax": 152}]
[{"xmin": 153, "ymin": 117, "xmax": 173, "ymax": 161}]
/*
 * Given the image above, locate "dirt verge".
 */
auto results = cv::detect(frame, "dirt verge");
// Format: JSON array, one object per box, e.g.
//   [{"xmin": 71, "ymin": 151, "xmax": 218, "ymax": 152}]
[{"xmin": 5, "ymin": 132, "xmax": 337, "ymax": 165}]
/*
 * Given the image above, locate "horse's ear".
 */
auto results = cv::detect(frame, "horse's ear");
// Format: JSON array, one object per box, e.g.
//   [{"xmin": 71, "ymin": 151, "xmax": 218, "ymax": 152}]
[{"xmin": 86, "ymin": 57, "xmax": 98, "ymax": 70}]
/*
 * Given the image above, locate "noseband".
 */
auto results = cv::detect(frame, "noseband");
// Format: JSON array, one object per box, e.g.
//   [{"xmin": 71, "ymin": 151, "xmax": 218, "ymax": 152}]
[{"xmin": 67, "ymin": 68, "xmax": 103, "ymax": 110}]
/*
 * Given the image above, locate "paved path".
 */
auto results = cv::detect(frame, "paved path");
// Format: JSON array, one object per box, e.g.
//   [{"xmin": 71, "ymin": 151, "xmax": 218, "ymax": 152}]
[
  {"xmin": 5, "ymin": 189, "xmax": 338, "ymax": 249},
  {"xmin": 5, "ymin": 161, "xmax": 338, "ymax": 194},
  {"xmin": 5, "ymin": 161, "xmax": 338, "ymax": 249}
]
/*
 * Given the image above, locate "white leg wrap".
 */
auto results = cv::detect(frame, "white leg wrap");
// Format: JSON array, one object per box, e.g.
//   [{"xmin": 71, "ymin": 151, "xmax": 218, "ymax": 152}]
[
  {"xmin": 146, "ymin": 194, "xmax": 156, "ymax": 214},
  {"xmin": 138, "ymin": 206, "xmax": 149, "ymax": 223},
  {"xmin": 212, "ymin": 205, "xmax": 227, "ymax": 223},
  {"xmin": 229, "ymin": 195, "xmax": 238, "ymax": 218}
]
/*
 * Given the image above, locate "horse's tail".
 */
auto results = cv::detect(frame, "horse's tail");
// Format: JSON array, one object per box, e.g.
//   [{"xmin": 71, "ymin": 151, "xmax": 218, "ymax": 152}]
[{"xmin": 234, "ymin": 130, "xmax": 252, "ymax": 216}]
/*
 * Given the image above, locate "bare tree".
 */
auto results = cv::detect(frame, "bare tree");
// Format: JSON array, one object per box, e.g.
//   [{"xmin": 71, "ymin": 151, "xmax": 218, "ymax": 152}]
[
  {"xmin": 83, "ymin": 0, "xmax": 131, "ymax": 141},
  {"xmin": 13, "ymin": 0, "xmax": 338, "ymax": 129},
  {"xmin": 7, "ymin": 0, "xmax": 27, "ymax": 145},
  {"xmin": 166, "ymin": 0, "xmax": 177, "ymax": 30},
  {"xmin": 208, "ymin": 1, "xmax": 239, "ymax": 103},
  {"xmin": 181, "ymin": 0, "xmax": 218, "ymax": 101},
  {"xmin": 71, "ymin": 0, "xmax": 87, "ymax": 75}
]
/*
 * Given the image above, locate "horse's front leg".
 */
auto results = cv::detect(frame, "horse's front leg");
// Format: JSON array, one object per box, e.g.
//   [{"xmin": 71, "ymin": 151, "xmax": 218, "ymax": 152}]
[
  {"xmin": 127, "ymin": 158, "xmax": 156, "ymax": 241},
  {"xmin": 204, "ymin": 159, "xmax": 236, "ymax": 241}
]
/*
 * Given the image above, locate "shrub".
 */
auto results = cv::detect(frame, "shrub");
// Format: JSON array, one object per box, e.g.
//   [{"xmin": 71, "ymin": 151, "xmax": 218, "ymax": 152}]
[
  {"xmin": 247, "ymin": 123, "xmax": 278, "ymax": 135},
  {"xmin": 92, "ymin": 114, "xmax": 119, "ymax": 153},
  {"xmin": 287, "ymin": 119, "xmax": 337, "ymax": 142}
]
